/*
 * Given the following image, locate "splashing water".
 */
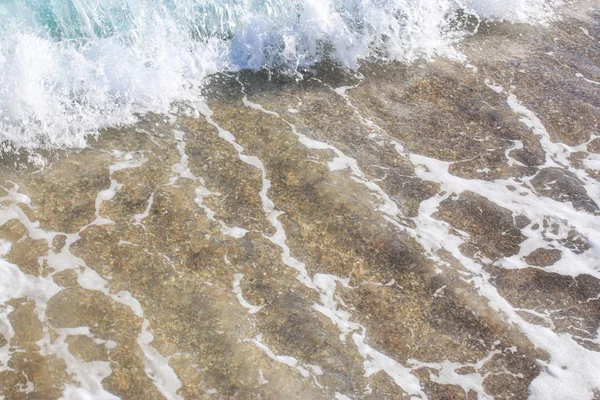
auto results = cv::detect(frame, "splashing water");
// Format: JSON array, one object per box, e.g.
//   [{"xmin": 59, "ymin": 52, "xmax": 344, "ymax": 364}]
[{"xmin": 0, "ymin": 0, "xmax": 558, "ymax": 149}]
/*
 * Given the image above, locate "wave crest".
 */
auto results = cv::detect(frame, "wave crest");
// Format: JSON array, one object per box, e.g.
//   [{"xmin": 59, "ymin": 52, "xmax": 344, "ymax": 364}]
[{"xmin": 0, "ymin": 0, "xmax": 559, "ymax": 149}]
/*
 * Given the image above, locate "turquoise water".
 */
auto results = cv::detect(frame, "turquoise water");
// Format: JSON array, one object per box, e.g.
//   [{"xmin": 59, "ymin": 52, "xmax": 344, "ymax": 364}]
[{"xmin": 0, "ymin": 0, "xmax": 558, "ymax": 149}]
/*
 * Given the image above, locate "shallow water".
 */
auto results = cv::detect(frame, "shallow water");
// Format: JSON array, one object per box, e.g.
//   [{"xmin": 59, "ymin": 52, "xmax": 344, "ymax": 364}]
[{"xmin": 1, "ymin": 1, "xmax": 600, "ymax": 399}]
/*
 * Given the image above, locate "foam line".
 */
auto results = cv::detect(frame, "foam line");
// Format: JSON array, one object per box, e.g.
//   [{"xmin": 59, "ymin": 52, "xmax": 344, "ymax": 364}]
[
  {"xmin": 196, "ymin": 100, "xmax": 314, "ymax": 287},
  {"xmin": 395, "ymin": 82, "xmax": 600, "ymax": 398},
  {"xmin": 137, "ymin": 320, "xmax": 184, "ymax": 400},
  {"xmin": 239, "ymin": 82, "xmax": 402, "ymax": 220},
  {"xmin": 0, "ymin": 153, "xmax": 186, "ymax": 399},
  {"xmin": 321, "ymin": 77, "xmax": 600, "ymax": 398},
  {"xmin": 202, "ymin": 97, "xmax": 427, "ymax": 397},
  {"xmin": 247, "ymin": 334, "xmax": 310, "ymax": 378},
  {"xmin": 169, "ymin": 129, "xmax": 249, "ymax": 239},
  {"xmin": 133, "ymin": 193, "xmax": 154, "ymax": 229},
  {"xmin": 232, "ymin": 274, "xmax": 264, "ymax": 314}
]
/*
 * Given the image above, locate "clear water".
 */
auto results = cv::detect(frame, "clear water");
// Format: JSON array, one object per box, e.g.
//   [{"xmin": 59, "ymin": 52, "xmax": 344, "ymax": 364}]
[{"xmin": 1, "ymin": 2, "xmax": 600, "ymax": 399}]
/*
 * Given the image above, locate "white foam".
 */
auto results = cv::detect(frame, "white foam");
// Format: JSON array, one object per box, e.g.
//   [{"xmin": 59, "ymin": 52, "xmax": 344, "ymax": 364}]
[
  {"xmin": 258, "ymin": 369, "xmax": 269, "ymax": 385},
  {"xmin": 576, "ymin": 73, "xmax": 600, "ymax": 85},
  {"xmin": 170, "ymin": 130, "xmax": 197, "ymax": 184},
  {"xmin": 241, "ymin": 86, "xmax": 402, "ymax": 220},
  {"xmin": 410, "ymin": 153, "xmax": 600, "ymax": 279},
  {"xmin": 0, "ymin": 240, "xmax": 61, "ymax": 375},
  {"xmin": 94, "ymin": 151, "xmax": 148, "ymax": 226},
  {"xmin": 0, "ymin": 160, "xmax": 186, "ymax": 399},
  {"xmin": 0, "ymin": 238, "xmax": 119, "ymax": 399},
  {"xmin": 137, "ymin": 320, "xmax": 184, "ymax": 400},
  {"xmin": 133, "ymin": 193, "xmax": 154, "ymax": 229},
  {"xmin": 388, "ymin": 83, "xmax": 600, "ymax": 400},
  {"xmin": 0, "ymin": 0, "xmax": 559, "ymax": 150},
  {"xmin": 409, "ymin": 350, "xmax": 502, "ymax": 399},
  {"xmin": 232, "ymin": 274, "xmax": 264, "ymax": 314},
  {"xmin": 312, "ymin": 274, "xmax": 360, "ymax": 342},
  {"xmin": 353, "ymin": 333, "xmax": 426, "ymax": 399},
  {"xmin": 294, "ymin": 78, "xmax": 600, "ymax": 399},
  {"xmin": 208, "ymin": 93, "xmax": 427, "ymax": 396},
  {"xmin": 40, "ymin": 327, "xmax": 119, "ymax": 400},
  {"xmin": 311, "ymin": 275, "xmax": 425, "ymax": 398},
  {"xmin": 583, "ymin": 154, "xmax": 600, "ymax": 171},
  {"xmin": 197, "ymin": 99, "xmax": 314, "ymax": 288},
  {"xmin": 248, "ymin": 334, "xmax": 310, "ymax": 378},
  {"xmin": 169, "ymin": 129, "xmax": 249, "ymax": 239}
]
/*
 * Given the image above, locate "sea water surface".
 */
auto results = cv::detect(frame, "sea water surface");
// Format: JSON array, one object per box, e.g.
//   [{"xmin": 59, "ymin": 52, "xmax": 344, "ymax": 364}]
[{"xmin": 1, "ymin": 0, "xmax": 600, "ymax": 399}]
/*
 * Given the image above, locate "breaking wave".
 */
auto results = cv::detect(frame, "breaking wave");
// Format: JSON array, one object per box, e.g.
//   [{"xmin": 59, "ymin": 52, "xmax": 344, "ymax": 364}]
[{"xmin": 0, "ymin": 0, "xmax": 559, "ymax": 149}]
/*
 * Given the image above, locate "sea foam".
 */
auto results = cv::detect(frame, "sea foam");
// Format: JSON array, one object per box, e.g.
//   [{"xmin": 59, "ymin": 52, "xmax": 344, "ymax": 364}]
[{"xmin": 0, "ymin": 0, "xmax": 559, "ymax": 149}]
